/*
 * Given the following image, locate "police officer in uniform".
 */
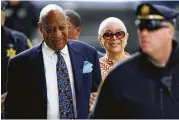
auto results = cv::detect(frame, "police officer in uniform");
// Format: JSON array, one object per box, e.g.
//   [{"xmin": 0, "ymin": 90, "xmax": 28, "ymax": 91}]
[
  {"xmin": 1, "ymin": 1, "xmax": 32, "ymax": 114},
  {"xmin": 90, "ymin": 3, "xmax": 179, "ymax": 119},
  {"xmin": 4, "ymin": 0, "xmax": 38, "ymax": 39}
]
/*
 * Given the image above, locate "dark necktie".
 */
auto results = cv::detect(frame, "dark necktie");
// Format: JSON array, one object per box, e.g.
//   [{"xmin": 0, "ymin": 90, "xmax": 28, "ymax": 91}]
[{"xmin": 56, "ymin": 51, "xmax": 75, "ymax": 119}]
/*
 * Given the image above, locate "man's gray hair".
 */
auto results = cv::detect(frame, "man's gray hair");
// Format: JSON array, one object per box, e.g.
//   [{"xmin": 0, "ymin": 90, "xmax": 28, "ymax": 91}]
[
  {"xmin": 39, "ymin": 4, "xmax": 66, "ymax": 24},
  {"xmin": 98, "ymin": 17, "xmax": 127, "ymax": 35}
]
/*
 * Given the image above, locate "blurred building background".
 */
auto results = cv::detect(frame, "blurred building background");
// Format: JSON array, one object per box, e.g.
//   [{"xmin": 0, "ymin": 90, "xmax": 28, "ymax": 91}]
[{"xmin": 4, "ymin": 0, "xmax": 179, "ymax": 54}]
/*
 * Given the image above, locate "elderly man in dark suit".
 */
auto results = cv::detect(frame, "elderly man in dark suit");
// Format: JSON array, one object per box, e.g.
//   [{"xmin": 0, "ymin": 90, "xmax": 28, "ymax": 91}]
[
  {"xmin": 90, "ymin": 3, "xmax": 179, "ymax": 119},
  {"xmin": 5, "ymin": 4, "xmax": 101, "ymax": 119}
]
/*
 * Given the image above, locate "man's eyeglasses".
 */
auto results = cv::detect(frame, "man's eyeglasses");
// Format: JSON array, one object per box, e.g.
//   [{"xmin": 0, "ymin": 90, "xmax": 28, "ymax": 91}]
[
  {"xmin": 101, "ymin": 31, "xmax": 126, "ymax": 40},
  {"xmin": 135, "ymin": 19, "xmax": 169, "ymax": 31}
]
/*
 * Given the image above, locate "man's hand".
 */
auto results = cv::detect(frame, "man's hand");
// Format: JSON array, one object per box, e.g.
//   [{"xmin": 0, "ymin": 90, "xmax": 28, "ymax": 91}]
[
  {"xmin": 89, "ymin": 92, "xmax": 98, "ymax": 109},
  {"xmin": 1, "ymin": 92, "xmax": 7, "ymax": 113}
]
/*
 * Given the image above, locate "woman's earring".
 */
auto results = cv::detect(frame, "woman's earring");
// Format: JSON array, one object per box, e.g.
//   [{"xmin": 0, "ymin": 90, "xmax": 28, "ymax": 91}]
[{"xmin": 101, "ymin": 44, "xmax": 104, "ymax": 48}]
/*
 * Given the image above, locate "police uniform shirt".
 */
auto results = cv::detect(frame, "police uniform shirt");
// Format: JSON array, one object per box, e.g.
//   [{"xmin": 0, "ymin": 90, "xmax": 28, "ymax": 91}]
[{"xmin": 1, "ymin": 26, "xmax": 31, "ymax": 94}]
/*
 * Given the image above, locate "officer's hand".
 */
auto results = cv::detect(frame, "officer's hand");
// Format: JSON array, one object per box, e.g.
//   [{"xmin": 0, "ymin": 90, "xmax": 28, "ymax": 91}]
[
  {"xmin": 1, "ymin": 92, "xmax": 7, "ymax": 113},
  {"xmin": 89, "ymin": 92, "xmax": 98, "ymax": 109}
]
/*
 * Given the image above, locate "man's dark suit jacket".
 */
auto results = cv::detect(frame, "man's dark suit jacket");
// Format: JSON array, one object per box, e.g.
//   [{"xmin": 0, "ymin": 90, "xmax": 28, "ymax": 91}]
[{"xmin": 5, "ymin": 40, "xmax": 101, "ymax": 119}]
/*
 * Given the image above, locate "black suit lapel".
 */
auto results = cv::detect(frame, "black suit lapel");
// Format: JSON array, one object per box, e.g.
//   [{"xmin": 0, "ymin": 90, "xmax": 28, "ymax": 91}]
[{"xmin": 34, "ymin": 43, "xmax": 47, "ymax": 101}]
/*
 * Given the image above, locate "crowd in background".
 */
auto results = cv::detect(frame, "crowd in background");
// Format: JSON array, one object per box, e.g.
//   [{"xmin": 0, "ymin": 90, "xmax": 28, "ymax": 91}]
[{"xmin": 2, "ymin": 1, "xmax": 179, "ymax": 51}]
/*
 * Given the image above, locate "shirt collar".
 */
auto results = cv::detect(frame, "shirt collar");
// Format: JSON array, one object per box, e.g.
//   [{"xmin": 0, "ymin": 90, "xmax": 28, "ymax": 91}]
[
  {"xmin": 60, "ymin": 44, "xmax": 68, "ymax": 56},
  {"xmin": 43, "ymin": 42, "xmax": 55, "ymax": 57},
  {"xmin": 43, "ymin": 42, "xmax": 69, "ymax": 57}
]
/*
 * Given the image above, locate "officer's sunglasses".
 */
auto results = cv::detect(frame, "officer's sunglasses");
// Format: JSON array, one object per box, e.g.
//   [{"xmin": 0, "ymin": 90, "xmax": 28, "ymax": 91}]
[
  {"xmin": 135, "ymin": 19, "xmax": 169, "ymax": 31},
  {"xmin": 101, "ymin": 31, "xmax": 126, "ymax": 40}
]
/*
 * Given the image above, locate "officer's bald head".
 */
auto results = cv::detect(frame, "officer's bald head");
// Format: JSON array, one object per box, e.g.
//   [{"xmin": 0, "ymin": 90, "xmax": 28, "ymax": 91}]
[{"xmin": 39, "ymin": 4, "xmax": 66, "ymax": 26}]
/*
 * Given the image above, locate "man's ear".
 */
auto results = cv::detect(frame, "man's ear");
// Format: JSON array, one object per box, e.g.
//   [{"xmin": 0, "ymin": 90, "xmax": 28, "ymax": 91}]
[
  {"xmin": 38, "ymin": 22, "xmax": 43, "ymax": 33},
  {"xmin": 168, "ymin": 24, "xmax": 175, "ymax": 37},
  {"xmin": 162, "ymin": 21, "xmax": 174, "ymax": 39},
  {"xmin": 1, "ymin": 11, "xmax": 6, "ymax": 26},
  {"xmin": 76, "ymin": 26, "xmax": 81, "ymax": 33},
  {"xmin": 75, "ymin": 27, "xmax": 81, "ymax": 37}
]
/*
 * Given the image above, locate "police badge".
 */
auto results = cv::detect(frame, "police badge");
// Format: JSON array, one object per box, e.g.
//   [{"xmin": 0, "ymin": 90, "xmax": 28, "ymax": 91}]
[{"xmin": 6, "ymin": 48, "xmax": 16, "ymax": 58}]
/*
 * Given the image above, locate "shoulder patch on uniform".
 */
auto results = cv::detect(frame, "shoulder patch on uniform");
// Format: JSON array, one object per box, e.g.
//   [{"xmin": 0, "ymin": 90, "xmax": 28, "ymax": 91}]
[{"xmin": 27, "ymin": 38, "xmax": 32, "ymax": 48}]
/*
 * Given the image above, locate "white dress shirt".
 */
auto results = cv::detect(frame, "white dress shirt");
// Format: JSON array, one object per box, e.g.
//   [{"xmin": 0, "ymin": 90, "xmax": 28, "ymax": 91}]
[{"xmin": 42, "ymin": 42, "xmax": 77, "ymax": 119}]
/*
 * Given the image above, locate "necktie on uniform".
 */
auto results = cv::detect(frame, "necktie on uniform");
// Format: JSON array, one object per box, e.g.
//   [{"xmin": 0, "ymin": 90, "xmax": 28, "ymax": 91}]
[{"xmin": 55, "ymin": 51, "xmax": 75, "ymax": 119}]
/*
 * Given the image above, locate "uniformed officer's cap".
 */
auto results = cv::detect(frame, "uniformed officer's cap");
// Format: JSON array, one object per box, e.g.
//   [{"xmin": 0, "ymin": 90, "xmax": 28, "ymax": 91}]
[
  {"xmin": 1, "ymin": 1, "xmax": 8, "ymax": 11},
  {"xmin": 136, "ymin": 3, "xmax": 179, "ymax": 21},
  {"xmin": 135, "ymin": 3, "xmax": 179, "ymax": 31}
]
